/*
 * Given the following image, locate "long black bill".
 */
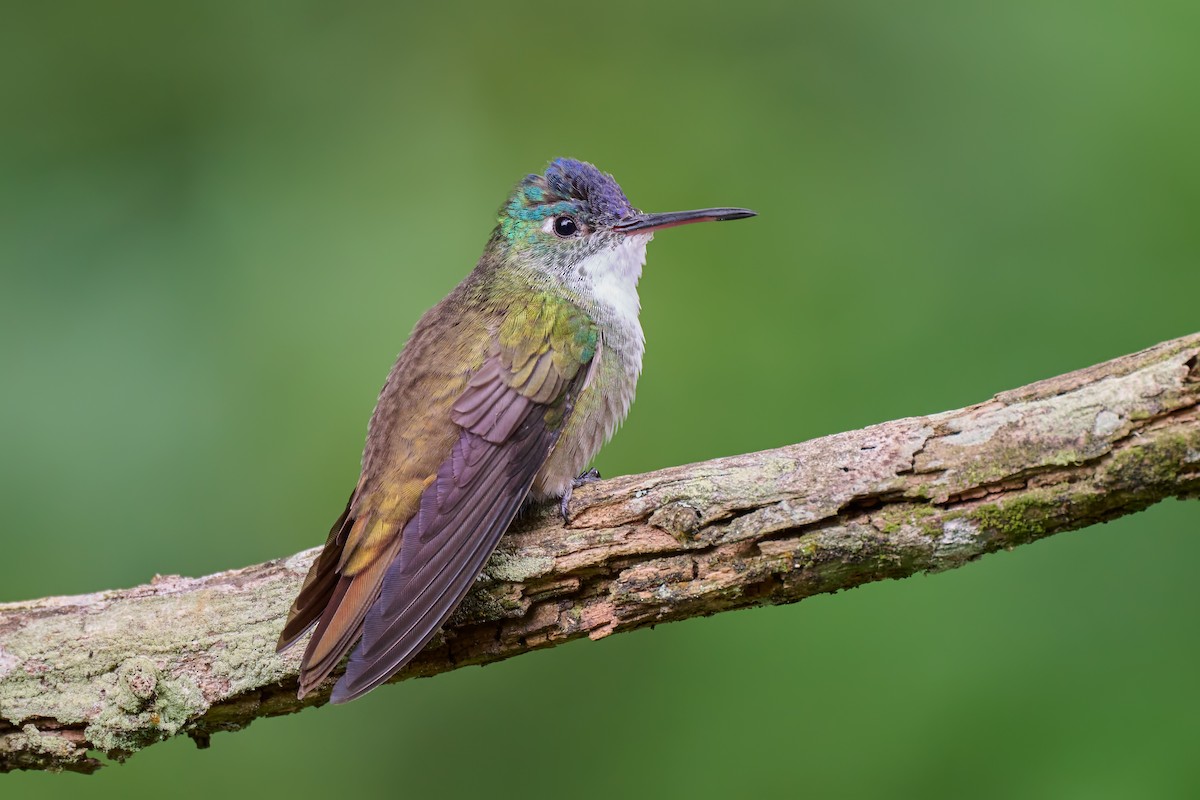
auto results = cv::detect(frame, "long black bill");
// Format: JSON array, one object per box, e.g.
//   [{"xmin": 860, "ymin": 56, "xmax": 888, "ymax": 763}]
[{"xmin": 613, "ymin": 207, "xmax": 757, "ymax": 234}]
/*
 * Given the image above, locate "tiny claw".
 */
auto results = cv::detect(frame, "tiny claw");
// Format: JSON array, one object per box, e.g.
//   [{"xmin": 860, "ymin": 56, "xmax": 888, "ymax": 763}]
[
  {"xmin": 575, "ymin": 468, "xmax": 602, "ymax": 485},
  {"xmin": 560, "ymin": 469, "xmax": 603, "ymax": 524}
]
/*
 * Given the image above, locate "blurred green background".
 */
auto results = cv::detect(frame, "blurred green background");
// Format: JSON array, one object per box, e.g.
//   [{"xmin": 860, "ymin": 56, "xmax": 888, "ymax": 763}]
[{"xmin": 3, "ymin": 0, "xmax": 1198, "ymax": 796}]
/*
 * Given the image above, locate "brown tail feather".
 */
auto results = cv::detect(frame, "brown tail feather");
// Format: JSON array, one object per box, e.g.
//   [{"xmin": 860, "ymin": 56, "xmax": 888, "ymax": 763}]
[
  {"xmin": 277, "ymin": 494, "xmax": 354, "ymax": 652},
  {"xmin": 296, "ymin": 539, "xmax": 398, "ymax": 698}
]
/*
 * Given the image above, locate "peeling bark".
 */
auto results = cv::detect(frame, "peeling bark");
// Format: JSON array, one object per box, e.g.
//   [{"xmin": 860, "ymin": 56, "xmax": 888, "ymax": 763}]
[{"xmin": 3, "ymin": 333, "xmax": 1199, "ymax": 773}]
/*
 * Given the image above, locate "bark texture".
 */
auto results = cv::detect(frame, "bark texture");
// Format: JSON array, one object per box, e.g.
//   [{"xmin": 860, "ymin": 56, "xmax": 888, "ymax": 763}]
[{"xmin": 3, "ymin": 333, "xmax": 1199, "ymax": 773}]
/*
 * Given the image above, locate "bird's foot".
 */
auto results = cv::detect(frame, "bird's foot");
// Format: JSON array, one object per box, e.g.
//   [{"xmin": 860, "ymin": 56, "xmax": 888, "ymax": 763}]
[{"xmin": 559, "ymin": 468, "xmax": 602, "ymax": 523}]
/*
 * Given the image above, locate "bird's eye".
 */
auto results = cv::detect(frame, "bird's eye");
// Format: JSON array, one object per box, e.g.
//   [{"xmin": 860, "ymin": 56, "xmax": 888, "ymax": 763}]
[{"xmin": 552, "ymin": 216, "xmax": 579, "ymax": 238}]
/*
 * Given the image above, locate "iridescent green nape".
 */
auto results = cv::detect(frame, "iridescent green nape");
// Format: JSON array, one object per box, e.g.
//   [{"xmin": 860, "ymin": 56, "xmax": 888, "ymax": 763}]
[{"xmin": 499, "ymin": 179, "xmax": 576, "ymax": 245}]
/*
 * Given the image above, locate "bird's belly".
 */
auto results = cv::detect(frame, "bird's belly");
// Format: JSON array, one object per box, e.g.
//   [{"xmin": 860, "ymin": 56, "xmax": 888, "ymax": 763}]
[{"xmin": 530, "ymin": 343, "xmax": 640, "ymax": 499}]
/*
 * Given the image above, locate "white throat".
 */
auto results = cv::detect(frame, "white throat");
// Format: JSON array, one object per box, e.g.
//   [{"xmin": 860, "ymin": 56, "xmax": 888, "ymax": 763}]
[{"xmin": 571, "ymin": 234, "xmax": 650, "ymax": 333}]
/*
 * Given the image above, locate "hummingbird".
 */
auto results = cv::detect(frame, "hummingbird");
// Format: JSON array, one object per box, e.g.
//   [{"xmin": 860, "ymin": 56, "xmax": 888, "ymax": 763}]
[{"xmin": 277, "ymin": 158, "xmax": 755, "ymax": 703}]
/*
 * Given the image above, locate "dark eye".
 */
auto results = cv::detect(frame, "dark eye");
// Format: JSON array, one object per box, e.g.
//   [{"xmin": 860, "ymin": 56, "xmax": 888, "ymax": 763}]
[{"xmin": 552, "ymin": 216, "xmax": 579, "ymax": 238}]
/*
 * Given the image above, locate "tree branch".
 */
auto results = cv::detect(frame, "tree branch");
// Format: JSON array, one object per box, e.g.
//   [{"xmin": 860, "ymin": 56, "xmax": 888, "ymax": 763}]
[{"xmin": 3, "ymin": 334, "xmax": 1199, "ymax": 773}]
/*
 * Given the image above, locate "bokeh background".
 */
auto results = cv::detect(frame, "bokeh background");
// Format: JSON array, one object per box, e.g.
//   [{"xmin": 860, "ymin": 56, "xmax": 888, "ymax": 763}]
[{"xmin": 3, "ymin": 1, "xmax": 1199, "ymax": 796}]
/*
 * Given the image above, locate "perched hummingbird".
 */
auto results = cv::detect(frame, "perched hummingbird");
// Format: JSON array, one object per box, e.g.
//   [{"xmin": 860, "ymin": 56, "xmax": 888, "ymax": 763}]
[{"xmin": 277, "ymin": 158, "xmax": 755, "ymax": 703}]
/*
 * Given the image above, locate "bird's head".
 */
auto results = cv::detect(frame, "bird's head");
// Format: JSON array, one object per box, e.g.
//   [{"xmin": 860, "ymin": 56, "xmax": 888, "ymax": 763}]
[{"xmin": 494, "ymin": 158, "xmax": 754, "ymax": 284}]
